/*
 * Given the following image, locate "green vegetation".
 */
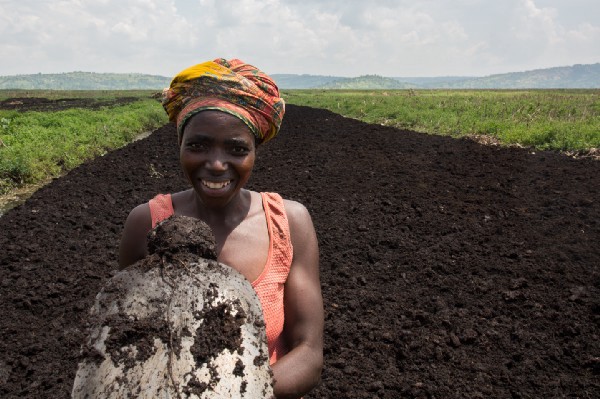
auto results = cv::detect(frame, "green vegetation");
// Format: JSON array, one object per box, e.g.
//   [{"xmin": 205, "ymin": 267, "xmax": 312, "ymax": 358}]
[
  {"xmin": 282, "ymin": 89, "xmax": 600, "ymax": 152},
  {"xmin": 0, "ymin": 91, "xmax": 168, "ymax": 194}
]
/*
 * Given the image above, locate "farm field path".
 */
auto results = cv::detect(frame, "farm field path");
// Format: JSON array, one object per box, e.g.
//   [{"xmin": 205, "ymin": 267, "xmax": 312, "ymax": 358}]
[{"xmin": 0, "ymin": 103, "xmax": 598, "ymax": 398}]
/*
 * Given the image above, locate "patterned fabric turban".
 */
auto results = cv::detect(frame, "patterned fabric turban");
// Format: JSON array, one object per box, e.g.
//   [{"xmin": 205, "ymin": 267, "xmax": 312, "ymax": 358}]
[{"xmin": 162, "ymin": 58, "xmax": 285, "ymax": 144}]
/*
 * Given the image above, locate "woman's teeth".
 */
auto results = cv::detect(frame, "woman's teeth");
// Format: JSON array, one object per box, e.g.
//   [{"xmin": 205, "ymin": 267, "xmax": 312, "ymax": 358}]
[{"xmin": 202, "ymin": 180, "xmax": 231, "ymax": 189}]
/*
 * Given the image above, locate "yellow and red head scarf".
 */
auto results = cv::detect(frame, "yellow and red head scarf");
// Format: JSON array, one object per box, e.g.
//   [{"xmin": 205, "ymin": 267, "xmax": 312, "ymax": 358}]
[{"xmin": 162, "ymin": 58, "xmax": 285, "ymax": 144}]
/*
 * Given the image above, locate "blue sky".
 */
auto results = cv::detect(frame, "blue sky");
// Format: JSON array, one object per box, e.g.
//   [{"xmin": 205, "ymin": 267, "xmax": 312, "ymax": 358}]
[{"xmin": 1, "ymin": 0, "xmax": 598, "ymax": 77}]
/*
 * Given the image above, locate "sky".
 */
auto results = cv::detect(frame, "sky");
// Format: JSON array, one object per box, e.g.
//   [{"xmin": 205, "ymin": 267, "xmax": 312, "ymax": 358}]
[{"xmin": 1, "ymin": 0, "xmax": 599, "ymax": 78}]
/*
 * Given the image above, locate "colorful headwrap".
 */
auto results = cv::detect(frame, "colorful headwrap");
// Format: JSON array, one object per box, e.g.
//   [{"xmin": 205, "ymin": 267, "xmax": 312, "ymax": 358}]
[{"xmin": 162, "ymin": 58, "xmax": 285, "ymax": 144}]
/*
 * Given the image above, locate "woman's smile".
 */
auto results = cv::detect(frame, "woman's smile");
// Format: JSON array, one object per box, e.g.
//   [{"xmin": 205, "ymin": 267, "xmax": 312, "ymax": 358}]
[{"xmin": 201, "ymin": 179, "xmax": 232, "ymax": 190}]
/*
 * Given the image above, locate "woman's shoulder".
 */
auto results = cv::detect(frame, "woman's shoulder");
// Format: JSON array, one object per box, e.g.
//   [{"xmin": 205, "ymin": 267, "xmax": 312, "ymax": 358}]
[
  {"xmin": 170, "ymin": 189, "xmax": 194, "ymax": 200},
  {"xmin": 127, "ymin": 201, "xmax": 152, "ymax": 224},
  {"xmin": 169, "ymin": 189, "xmax": 196, "ymax": 212},
  {"xmin": 279, "ymin": 197, "xmax": 313, "ymax": 231},
  {"xmin": 119, "ymin": 202, "xmax": 152, "ymax": 268},
  {"xmin": 281, "ymin": 198, "xmax": 308, "ymax": 214}
]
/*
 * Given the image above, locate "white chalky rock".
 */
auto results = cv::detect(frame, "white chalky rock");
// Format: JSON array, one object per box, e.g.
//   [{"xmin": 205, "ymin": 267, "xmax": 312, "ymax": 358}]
[{"xmin": 72, "ymin": 216, "xmax": 273, "ymax": 398}]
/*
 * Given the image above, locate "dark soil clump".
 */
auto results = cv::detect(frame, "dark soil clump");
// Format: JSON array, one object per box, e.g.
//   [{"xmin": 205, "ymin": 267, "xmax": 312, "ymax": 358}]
[
  {"xmin": 148, "ymin": 215, "xmax": 217, "ymax": 260},
  {"xmin": 0, "ymin": 104, "xmax": 598, "ymax": 398}
]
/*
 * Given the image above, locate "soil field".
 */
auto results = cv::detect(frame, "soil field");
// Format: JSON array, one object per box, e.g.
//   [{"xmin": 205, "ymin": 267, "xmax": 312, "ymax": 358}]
[
  {"xmin": 0, "ymin": 97, "xmax": 139, "ymax": 112},
  {"xmin": 0, "ymin": 99, "xmax": 599, "ymax": 398}
]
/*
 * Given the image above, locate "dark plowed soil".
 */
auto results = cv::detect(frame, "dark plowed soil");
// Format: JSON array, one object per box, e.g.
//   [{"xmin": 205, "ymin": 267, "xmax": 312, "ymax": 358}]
[
  {"xmin": 0, "ymin": 97, "xmax": 139, "ymax": 112},
  {"xmin": 0, "ymin": 103, "xmax": 598, "ymax": 398}
]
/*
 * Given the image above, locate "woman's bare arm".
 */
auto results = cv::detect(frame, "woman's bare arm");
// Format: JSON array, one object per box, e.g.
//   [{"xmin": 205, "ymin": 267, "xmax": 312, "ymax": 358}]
[
  {"xmin": 118, "ymin": 203, "xmax": 152, "ymax": 269},
  {"xmin": 271, "ymin": 200, "xmax": 324, "ymax": 398}
]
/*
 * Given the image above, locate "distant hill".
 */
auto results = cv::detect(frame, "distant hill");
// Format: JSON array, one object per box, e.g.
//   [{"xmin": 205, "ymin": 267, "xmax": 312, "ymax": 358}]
[
  {"xmin": 0, "ymin": 72, "xmax": 171, "ymax": 90},
  {"xmin": 430, "ymin": 63, "xmax": 600, "ymax": 89},
  {"xmin": 272, "ymin": 74, "xmax": 415, "ymax": 89},
  {"xmin": 275, "ymin": 63, "xmax": 600, "ymax": 89},
  {"xmin": 316, "ymin": 75, "xmax": 415, "ymax": 89},
  {"xmin": 391, "ymin": 76, "xmax": 477, "ymax": 88},
  {"xmin": 1, "ymin": 63, "xmax": 598, "ymax": 90},
  {"xmin": 271, "ymin": 74, "xmax": 342, "ymax": 89}
]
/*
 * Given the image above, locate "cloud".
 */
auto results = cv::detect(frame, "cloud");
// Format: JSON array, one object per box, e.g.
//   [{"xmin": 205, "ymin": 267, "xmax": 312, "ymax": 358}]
[
  {"xmin": 0, "ymin": 0, "xmax": 196, "ymax": 75},
  {"xmin": 0, "ymin": 0, "xmax": 598, "ymax": 77},
  {"xmin": 188, "ymin": 1, "xmax": 482, "ymax": 76},
  {"xmin": 514, "ymin": 0, "xmax": 562, "ymax": 43},
  {"xmin": 495, "ymin": 0, "xmax": 600, "ymax": 71}
]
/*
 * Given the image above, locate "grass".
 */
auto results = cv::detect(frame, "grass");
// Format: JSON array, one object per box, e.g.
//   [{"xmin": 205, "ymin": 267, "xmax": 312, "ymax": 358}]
[
  {"xmin": 0, "ymin": 90, "xmax": 167, "ymax": 194},
  {"xmin": 282, "ymin": 89, "xmax": 600, "ymax": 152}
]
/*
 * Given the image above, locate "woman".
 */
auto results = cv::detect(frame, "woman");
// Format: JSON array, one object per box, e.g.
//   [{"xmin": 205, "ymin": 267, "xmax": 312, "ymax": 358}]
[{"xmin": 118, "ymin": 58, "xmax": 324, "ymax": 398}]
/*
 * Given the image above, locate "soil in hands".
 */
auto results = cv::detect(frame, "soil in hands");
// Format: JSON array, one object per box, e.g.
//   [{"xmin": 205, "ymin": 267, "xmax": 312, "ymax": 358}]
[
  {"xmin": 75, "ymin": 215, "xmax": 251, "ymax": 397},
  {"xmin": 91, "ymin": 215, "xmax": 218, "ymax": 372},
  {"xmin": 0, "ymin": 102, "xmax": 598, "ymax": 398}
]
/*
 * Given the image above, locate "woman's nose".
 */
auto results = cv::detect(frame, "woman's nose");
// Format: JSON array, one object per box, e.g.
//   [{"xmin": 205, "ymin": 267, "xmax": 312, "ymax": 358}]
[{"xmin": 204, "ymin": 149, "xmax": 227, "ymax": 171}]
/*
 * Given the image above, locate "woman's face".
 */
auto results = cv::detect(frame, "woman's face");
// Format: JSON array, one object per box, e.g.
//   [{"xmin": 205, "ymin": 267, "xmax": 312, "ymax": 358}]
[{"xmin": 180, "ymin": 110, "xmax": 256, "ymax": 208}]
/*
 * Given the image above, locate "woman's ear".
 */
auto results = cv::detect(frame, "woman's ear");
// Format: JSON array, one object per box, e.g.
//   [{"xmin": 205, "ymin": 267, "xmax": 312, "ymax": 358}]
[{"xmin": 178, "ymin": 125, "xmax": 184, "ymax": 147}]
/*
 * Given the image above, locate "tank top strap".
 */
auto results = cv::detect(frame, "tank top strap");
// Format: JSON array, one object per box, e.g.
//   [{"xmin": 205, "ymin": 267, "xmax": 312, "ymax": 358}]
[
  {"xmin": 253, "ymin": 192, "xmax": 293, "ymax": 364},
  {"xmin": 255, "ymin": 192, "xmax": 293, "ymax": 286},
  {"xmin": 148, "ymin": 193, "xmax": 174, "ymax": 228}
]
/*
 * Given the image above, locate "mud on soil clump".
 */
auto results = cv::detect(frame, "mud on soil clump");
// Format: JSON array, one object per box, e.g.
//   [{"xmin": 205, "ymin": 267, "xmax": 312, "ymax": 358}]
[{"xmin": 0, "ymin": 104, "xmax": 598, "ymax": 398}]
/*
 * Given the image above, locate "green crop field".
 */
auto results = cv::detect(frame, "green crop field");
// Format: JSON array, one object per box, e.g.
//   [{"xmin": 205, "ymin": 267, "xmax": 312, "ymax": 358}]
[
  {"xmin": 282, "ymin": 89, "xmax": 600, "ymax": 153},
  {"xmin": 0, "ymin": 90, "xmax": 167, "ymax": 195}
]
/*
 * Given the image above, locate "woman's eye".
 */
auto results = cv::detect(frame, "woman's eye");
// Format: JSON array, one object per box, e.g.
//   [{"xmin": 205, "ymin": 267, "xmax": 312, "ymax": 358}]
[
  {"xmin": 187, "ymin": 142, "xmax": 206, "ymax": 150},
  {"xmin": 232, "ymin": 146, "xmax": 249, "ymax": 154}
]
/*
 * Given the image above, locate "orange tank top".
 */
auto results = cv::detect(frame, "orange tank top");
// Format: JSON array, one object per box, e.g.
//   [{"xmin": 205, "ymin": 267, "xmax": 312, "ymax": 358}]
[{"xmin": 148, "ymin": 192, "xmax": 293, "ymax": 364}]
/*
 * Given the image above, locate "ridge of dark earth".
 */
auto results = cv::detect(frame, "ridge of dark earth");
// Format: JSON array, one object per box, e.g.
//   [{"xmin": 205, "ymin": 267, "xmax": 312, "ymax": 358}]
[{"xmin": 0, "ymin": 103, "xmax": 598, "ymax": 398}]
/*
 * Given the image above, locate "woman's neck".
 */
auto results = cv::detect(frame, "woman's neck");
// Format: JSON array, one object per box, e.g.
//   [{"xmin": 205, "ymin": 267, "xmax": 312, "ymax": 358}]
[{"xmin": 192, "ymin": 189, "xmax": 253, "ymax": 232}]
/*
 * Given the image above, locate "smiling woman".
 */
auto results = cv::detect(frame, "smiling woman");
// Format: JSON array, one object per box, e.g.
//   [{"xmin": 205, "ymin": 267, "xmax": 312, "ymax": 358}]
[
  {"xmin": 179, "ymin": 111, "xmax": 257, "ymax": 210},
  {"xmin": 117, "ymin": 58, "xmax": 324, "ymax": 398}
]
